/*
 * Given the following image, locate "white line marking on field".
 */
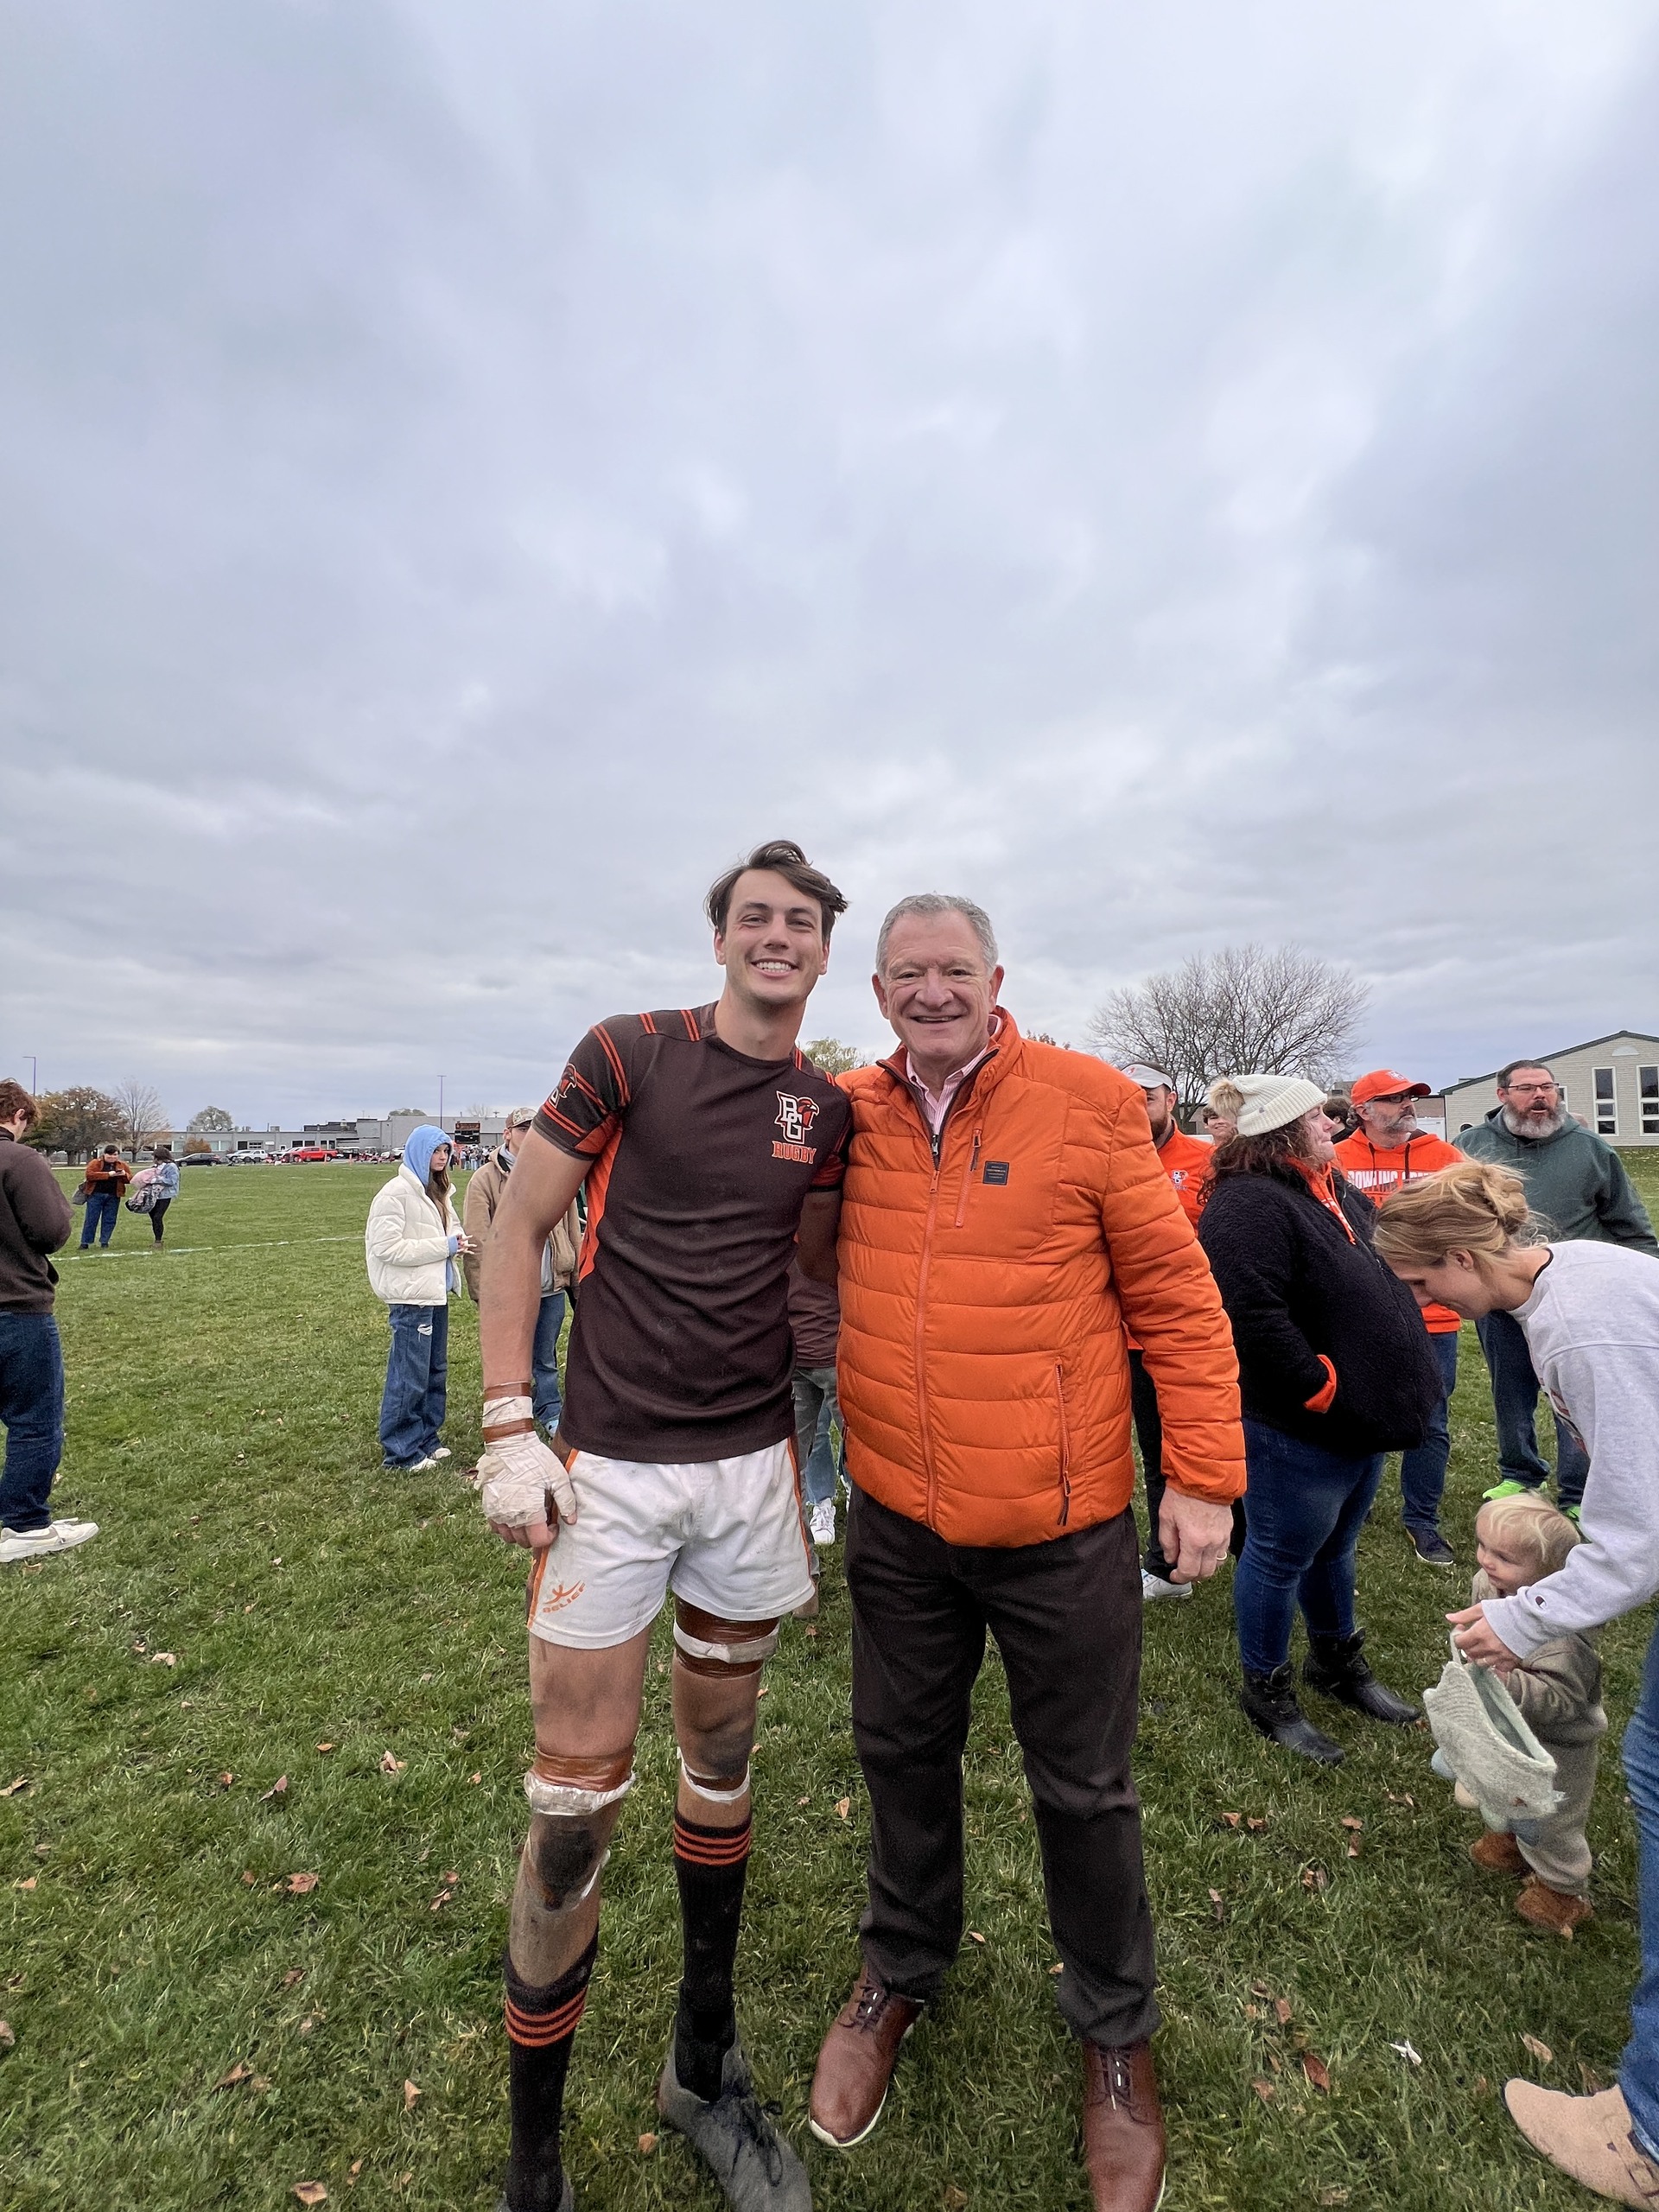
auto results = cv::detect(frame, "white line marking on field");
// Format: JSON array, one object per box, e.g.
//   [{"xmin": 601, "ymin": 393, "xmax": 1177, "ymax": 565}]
[{"xmin": 67, "ymin": 1236, "xmax": 361, "ymax": 1261}]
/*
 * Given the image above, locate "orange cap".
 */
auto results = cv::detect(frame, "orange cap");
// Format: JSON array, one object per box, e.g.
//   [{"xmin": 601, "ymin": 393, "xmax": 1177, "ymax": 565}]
[{"xmin": 1351, "ymin": 1067, "xmax": 1430, "ymax": 1103}]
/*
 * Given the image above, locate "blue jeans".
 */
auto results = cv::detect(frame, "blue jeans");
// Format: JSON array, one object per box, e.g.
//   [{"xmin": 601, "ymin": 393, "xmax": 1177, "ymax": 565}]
[
  {"xmin": 379, "ymin": 1303, "xmax": 448, "ymax": 1468},
  {"xmin": 1233, "ymin": 1419, "xmax": 1385, "ymax": 1675},
  {"xmin": 79, "ymin": 1190, "xmax": 119, "ymax": 1248},
  {"xmin": 791, "ymin": 1364, "xmax": 842, "ymax": 1510},
  {"xmin": 1395, "ymin": 1330, "xmax": 1459, "ymax": 1534},
  {"xmin": 1475, "ymin": 1307, "xmax": 1590, "ymax": 1509},
  {"xmin": 1621, "ymin": 1620, "xmax": 1659, "ymax": 2157},
  {"xmin": 531, "ymin": 1291, "xmax": 567, "ymax": 1433},
  {"xmin": 0, "ymin": 1313, "xmax": 66, "ymax": 1534}
]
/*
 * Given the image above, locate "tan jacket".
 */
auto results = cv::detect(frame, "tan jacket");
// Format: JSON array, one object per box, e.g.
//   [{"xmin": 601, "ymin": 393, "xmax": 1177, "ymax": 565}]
[
  {"xmin": 1471, "ymin": 1569, "xmax": 1607, "ymax": 1747},
  {"xmin": 461, "ymin": 1147, "xmax": 581, "ymax": 1303}
]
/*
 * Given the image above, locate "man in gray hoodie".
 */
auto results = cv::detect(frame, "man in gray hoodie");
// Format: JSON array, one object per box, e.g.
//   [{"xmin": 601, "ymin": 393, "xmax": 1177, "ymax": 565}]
[
  {"xmin": 1458, "ymin": 1060, "xmax": 1656, "ymax": 1510},
  {"xmin": 0, "ymin": 1079, "xmax": 99, "ymax": 1564}
]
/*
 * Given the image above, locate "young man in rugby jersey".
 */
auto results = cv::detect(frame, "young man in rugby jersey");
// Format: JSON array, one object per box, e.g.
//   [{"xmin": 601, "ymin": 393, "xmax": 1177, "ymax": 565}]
[{"xmin": 476, "ymin": 839, "xmax": 849, "ymax": 2212}]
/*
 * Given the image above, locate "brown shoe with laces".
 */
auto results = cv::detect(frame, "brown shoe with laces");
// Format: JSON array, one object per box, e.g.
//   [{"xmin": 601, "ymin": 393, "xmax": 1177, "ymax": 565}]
[
  {"xmin": 808, "ymin": 1964, "xmax": 922, "ymax": 2148},
  {"xmin": 1082, "ymin": 2041, "xmax": 1166, "ymax": 2212}
]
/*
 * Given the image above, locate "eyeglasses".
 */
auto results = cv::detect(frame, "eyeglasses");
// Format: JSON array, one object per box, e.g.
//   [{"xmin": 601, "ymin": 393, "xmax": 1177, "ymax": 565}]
[{"xmin": 1504, "ymin": 1081, "xmax": 1558, "ymax": 1096}]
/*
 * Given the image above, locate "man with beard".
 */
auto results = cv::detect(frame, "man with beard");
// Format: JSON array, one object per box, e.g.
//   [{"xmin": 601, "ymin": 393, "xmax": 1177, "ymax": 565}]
[{"xmin": 1458, "ymin": 1060, "xmax": 1656, "ymax": 1510}]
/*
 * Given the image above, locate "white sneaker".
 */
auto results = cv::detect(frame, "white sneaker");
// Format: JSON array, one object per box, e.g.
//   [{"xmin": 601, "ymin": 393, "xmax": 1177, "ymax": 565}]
[
  {"xmin": 407, "ymin": 1455, "xmax": 441, "ymax": 1473},
  {"xmin": 430, "ymin": 1447, "xmax": 452, "ymax": 1462},
  {"xmin": 1141, "ymin": 1567, "xmax": 1192, "ymax": 1602},
  {"xmin": 809, "ymin": 1501, "xmax": 836, "ymax": 1547},
  {"xmin": 0, "ymin": 1518, "xmax": 100, "ymax": 1565}
]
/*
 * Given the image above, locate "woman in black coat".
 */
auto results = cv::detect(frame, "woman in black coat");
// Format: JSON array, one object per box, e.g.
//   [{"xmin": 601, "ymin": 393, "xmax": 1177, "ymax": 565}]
[{"xmin": 1198, "ymin": 1075, "xmax": 1444, "ymax": 1764}]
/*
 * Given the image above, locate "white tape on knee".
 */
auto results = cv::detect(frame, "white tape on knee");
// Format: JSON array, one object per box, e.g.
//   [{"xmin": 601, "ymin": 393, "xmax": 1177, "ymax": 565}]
[
  {"xmin": 672, "ymin": 1622, "xmax": 780, "ymax": 1668},
  {"xmin": 678, "ymin": 1752, "xmax": 752, "ymax": 1806},
  {"xmin": 523, "ymin": 1767, "xmax": 635, "ymax": 1819}
]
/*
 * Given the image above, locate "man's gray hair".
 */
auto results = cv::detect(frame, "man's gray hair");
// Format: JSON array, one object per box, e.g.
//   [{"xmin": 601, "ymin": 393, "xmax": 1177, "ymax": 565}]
[{"xmin": 874, "ymin": 893, "xmax": 999, "ymax": 976}]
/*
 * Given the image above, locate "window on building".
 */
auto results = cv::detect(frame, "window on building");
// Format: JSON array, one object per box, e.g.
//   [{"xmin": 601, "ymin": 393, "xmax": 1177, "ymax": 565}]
[
  {"xmin": 1593, "ymin": 1067, "xmax": 1617, "ymax": 1137},
  {"xmin": 1641, "ymin": 1065, "xmax": 1659, "ymax": 1136}
]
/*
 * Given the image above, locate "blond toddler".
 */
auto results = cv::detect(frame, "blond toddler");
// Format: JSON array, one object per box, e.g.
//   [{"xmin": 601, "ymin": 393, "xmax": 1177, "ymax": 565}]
[{"xmin": 1467, "ymin": 1491, "xmax": 1605, "ymax": 1935}]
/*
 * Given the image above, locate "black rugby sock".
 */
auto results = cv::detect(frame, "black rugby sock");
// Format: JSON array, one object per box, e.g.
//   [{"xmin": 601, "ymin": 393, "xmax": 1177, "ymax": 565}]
[
  {"xmin": 672, "ymin": 1808, "xmax": 753, "ymax": 2101},
  {"xmin": 503, "ymin": 1936, "xmax": 595, "ymax": 2212}
]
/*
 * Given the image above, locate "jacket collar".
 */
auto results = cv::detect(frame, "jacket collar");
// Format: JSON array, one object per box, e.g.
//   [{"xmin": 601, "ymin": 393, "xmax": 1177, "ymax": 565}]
[{"xmin": 876, "ymin": 1006, "xmax": 1022, "ymax": 1112}]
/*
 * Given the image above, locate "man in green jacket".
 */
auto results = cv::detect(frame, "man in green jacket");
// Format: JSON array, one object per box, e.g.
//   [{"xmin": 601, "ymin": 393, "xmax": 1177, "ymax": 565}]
[{"xmin": 1458, "ymin": 1059, "xmax": 1658, "ymax": 1510}]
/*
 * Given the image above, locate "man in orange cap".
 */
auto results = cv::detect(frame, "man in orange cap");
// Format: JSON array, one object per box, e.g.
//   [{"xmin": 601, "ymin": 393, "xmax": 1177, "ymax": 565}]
[{"xmin": 1334, "ymin": 1071, "xmax": 1465, "ymax": 1566}]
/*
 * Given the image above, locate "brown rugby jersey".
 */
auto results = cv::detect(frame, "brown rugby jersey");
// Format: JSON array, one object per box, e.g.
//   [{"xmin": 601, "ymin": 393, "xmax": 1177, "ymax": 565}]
[{"xmin": 535, "ymin": 1005, "xmax": 851, "ymax": 1463}]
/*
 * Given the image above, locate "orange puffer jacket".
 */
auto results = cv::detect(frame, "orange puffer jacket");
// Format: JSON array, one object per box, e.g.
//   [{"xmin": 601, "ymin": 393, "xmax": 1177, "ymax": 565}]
[{"xmin": 836, "ymin": 1013, "xmax": 1245, "ymax": 1548}]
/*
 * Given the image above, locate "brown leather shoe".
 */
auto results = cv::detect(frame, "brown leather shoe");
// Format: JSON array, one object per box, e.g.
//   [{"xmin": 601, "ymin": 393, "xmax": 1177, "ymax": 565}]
[
  {"xmin": 1082, "ymin": 2041, "xmax": 1166, "ymax": 2212},
  {"xmin": 808, "ymin": 1965, "xmax": 922, "ymax": 2148},
  {"xmin": 1471, "ymin": 1829, "xmax": 1529, "ymax": 1874}
]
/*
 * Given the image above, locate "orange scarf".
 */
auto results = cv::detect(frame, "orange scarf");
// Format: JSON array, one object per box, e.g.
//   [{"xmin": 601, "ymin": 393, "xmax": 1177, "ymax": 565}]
[{"xmin": 1291, "ymin": 1157, "xmax": 1356, "ymax": 1243}]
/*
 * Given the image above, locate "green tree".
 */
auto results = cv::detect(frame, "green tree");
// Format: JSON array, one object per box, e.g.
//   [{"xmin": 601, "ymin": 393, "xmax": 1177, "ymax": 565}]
[
  {"xmin": 29, "ymin": 1087, "xmax": 124, "ymax": 1161},
  {"xmin": 188, "ymin": 1105, "xmax": 233, "ymax": 1133},
  {"xmin": 802, "ymin": 1037, "xmax": 869, "ymax": 1077}
]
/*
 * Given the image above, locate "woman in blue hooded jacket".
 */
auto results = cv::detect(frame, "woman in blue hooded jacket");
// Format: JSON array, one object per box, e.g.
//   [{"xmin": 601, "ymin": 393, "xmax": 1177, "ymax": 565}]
[{"xmin": 365, "ymin": 1127, "xmax": 470, "ymax": 1471}]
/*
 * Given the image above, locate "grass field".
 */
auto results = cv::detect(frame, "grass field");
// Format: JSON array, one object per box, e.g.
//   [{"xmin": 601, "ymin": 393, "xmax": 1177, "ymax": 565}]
[{"xmin": 4, "ymin": 1154, "xmax": 1659, "ymax": 2211}]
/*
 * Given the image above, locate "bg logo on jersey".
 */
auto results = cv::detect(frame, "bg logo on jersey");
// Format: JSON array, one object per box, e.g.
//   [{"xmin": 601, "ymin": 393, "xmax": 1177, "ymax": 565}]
[{"xmin": 772, "ymin": 1092, "xmax": 820, "ymax": 1164}]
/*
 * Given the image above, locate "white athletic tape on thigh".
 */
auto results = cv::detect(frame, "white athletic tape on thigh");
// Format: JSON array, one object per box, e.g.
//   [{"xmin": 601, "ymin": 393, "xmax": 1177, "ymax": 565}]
[
  {"xmin": 523, "ymin": 1768, "xmax": 636, "ymax": 1819},
  {"xmin": 678, "ymin": 1752, "xmax": 752, "ymax": 1805},
  {"xmin": 672, "ymin": 1622, "xmax": 780, "ymax": 1668}
]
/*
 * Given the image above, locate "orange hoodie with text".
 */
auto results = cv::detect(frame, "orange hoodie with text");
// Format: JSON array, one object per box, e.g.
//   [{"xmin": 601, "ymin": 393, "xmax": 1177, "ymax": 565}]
[
  {"xmin": 835, "ymin": 1013, "xmax": 1245, "ymax": 1548},
  {"xmin": 1332, "ymin": 1128, "xmax": 1464, "ymax": 1332}
]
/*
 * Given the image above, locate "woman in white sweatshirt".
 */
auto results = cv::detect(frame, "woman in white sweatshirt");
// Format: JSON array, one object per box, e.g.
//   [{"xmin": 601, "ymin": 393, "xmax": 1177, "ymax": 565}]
[
  {"xmin": 1376, "ymin": 1160, "xmax": 1659, "ymax": 2210},
  {"xmin": 365, "ymin": 1125, "xmax": 470, "ymax": 1472}
]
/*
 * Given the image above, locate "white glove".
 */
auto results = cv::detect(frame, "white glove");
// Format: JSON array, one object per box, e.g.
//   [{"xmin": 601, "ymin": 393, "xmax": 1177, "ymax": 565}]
[{"xmin": 478, "ymin": 1396, "xmax": 578, "ymax": 1529}]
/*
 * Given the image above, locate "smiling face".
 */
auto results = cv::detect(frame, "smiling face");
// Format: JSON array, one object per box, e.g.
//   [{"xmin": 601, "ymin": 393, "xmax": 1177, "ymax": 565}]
[
  {"xmin": 1140, "ymin": 1084, "xmax": 1178, "ymax": 1143},
  {"xmin": 1475, "ymin": 1511, "xmax": 1536, "ymax": 1597},
  {"xmin": 874, "ymin": 911, "xmax": 1004, "ymax": 1083},
  {"xmin": 713, "ymin": 867, "xmax": 830, "ymax": 1019},
  {"xmin": 1302, "ymin": 1105, "xmax": 1338, "ymax": 1164}
]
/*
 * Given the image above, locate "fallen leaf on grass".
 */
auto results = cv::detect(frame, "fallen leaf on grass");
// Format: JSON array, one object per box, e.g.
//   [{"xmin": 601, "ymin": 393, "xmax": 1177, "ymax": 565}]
[
  {"xmin": 403, "ymin": 2079, "xmax": 421, "ymax": 2111},
  {"xmin": 379, "ymin": 1753, "xmax": 406, "ymax": 1776},
  {"xmin": 638, "ymin": 2133, "xmax": 658, "ymax": 2155},
  {"xmin": 756, "ymin": 1685, "xmax": 769, "ymax": 1700},
  {"xmin": 1389, "ymin": 2040, "xmax": 1422, "ymax": 2067},
  {"xmin": 429, "ymin": 1891, "xmax": 453, "ymax": 1913},
  {"xmin": 315, "ymin": 1744, "xmax": 337, "ymax": 1755},
  {"xmin": 943, "ymin": 2190, "xmax": 968, "ymax": 2211},
  {"xmin": 1317, "ymin": 2190, "xmax": 1350, "ymax": 2207},
  {"xmin": 1250, "ymin": 1979, "xmax": 1272, "ymax": 1998},
  {"xmin": 282, "ymin": 1969, "xmax": 305, "ymax": 1988},
  {"xmin": 1049, "ymin": 1962, "xmax": 1065, "ymax": 1976},
  {"xmin": 241, "ymin": 1871, "xmax": 257, "ymax": 1886},
  {"xmin": 293, "ymin": 2187, "xmax": 327, "ymax": 2208},
  {"xmin": 1220, "ymin": 1811, "xmax": 1242, "ymax": 1828},
  {"xmin": 1208, "ymin": 1889, "xmax": 1225, "ymax": 1923},
  {"xmin": 796, "ymin": 1796, "xmax": 810, "ymax": 1808},
  {"xmin": 1340, "ymin": 1815, "xmax": 1363, "ymax": 1833},
  {"xmin": 1300, "ymin": 1866, "xmax": 1329, "ymax": 1892},
  {"xmin": 151, "ymin": 1653, "xmax": 178, "ymax": 1669},
  {"xmin": 1, "ymin": 1778, "xmax": 29, "ymax": 1798},
  {"xmin": 214, "ymin": 2063, "xmax": 254, "ymax": 2089},
  {"xmin": 0, "ymin": 2022, "xmax": 15, "ymax": 2051},
  {"xmin": 968, "ymin": 1930, "xmax": 986, "ymax": 1945},
  {"xmin": 218, "ymin": 1773, "xmax": 235, "ymax": 1789},
  {"xmin": 835, "ymin": 1798, "xmax": 850, "ymax": 1821},
  {"xmin": 803, "ymin": 1625, "xmax": 817, "ymax": 1640},
  {"xmin": 1301, "ymin": 2053, "xmax": 1331, "ymax": 2092},
  {"xmin": 1251, "ymin": 2079, "xmax": 1274, "ymax": 2103},
  {"xmin": 1384, "ymin": 1790, "xmax": 1415, "ymax": 1807},
  {"xmin": 346, "ymin": 2161, "xmax": 363, "ymax": 2187},
  {"xmin": 1347, "ymin": 1840, "xmax": 1361, "ymax": 1860},
  {"xmin": 468, "ymin": 1772, "xmax": 481, "ymax": 1786},
  {"xmin": 285, "ymin": 1872, "xmax": 320, "ymax": 1896},
  {"xmin": 15, "ymin": 1878, "xmax": 36, "ymax": 1892},
  {"xmin": 1521, "ymin": 2034, "xmax": 1553, "ymax": 2066},
  {"xmin": 1246, "ymin": 1816, "xmax": 1268, "ymax": 1833},
  {"xmin": 1274, "ymin": 1999, "xmax": 1293, "ymax": 2026},
  {"xmin": 260, "ymin": 1777, "xmax": 289, "ymax": 1802}
]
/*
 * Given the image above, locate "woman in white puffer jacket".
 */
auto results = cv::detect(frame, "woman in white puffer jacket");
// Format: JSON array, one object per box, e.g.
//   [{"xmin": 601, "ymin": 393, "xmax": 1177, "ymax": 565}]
[{"xmin": 365, "ymin": 1126, "xmax": 470, "ymax": 1471}]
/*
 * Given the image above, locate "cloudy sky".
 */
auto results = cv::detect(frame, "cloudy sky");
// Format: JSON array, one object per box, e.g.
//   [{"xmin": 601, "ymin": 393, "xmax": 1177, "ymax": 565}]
[{"xmin": 3, "ymin": 0, "xmax": 1656, "ymax": 1126}]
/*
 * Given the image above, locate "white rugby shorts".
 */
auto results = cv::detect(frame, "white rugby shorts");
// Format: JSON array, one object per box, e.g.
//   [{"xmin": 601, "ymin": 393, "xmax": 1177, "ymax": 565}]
[{"xmin": 525, "ymin": 1437, "xmax": 815, "ymax": 1649}]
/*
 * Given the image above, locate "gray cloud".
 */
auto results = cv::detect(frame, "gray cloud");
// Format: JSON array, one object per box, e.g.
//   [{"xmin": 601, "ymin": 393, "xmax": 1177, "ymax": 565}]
[{"xmin": 3, "ymin": 0, "xmax": 1656, "ymax": 1121}]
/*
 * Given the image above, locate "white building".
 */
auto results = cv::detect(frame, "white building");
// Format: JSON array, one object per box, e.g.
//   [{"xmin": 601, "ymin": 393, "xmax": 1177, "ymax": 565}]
[{"xmin": 1443, "ymin": 1031, "xmax": 1659, "ymax": 1147}]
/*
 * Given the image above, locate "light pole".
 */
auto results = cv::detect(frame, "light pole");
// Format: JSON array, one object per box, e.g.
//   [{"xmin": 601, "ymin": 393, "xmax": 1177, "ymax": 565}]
[
  {"xmin": 437, "ymin": 1074, "xmax": 445, "ymax": 1131},
  {"xmin": 27, "ymin": 1057, "xmax": 37, "ymax": 1094}
]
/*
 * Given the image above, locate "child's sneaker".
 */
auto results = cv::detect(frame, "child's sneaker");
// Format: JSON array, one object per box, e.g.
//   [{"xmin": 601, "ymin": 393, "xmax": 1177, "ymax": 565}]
[{"xmin": 1470, "ymin": 1830, "xmax": 1528, "ymax": 1874}]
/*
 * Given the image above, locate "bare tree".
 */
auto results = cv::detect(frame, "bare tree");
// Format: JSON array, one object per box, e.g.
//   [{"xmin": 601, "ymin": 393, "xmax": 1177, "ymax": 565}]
[
  {"xmin": 1087, "ymin": 945, "xmax": 1370, "ymax": 1113},
  {"xmin": 112, "ymin": 1079, "xmax": 168, "ymax": 1154}
]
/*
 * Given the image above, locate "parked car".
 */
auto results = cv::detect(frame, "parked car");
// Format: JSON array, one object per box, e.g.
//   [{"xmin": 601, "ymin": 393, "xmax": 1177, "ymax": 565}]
[{"xmin": 181, "ymin": 1153, "xmax": 220, "ymax": 1167}]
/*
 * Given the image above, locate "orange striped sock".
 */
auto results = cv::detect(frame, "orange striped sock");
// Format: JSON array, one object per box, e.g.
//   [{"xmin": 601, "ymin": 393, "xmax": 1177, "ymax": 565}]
[
  {"xmin": 503, "ymin": 1936, "xmax": 594, "ymax": 2211},
  {"xmin": 673, "ymin": 1812, "xmax": 752, "ymax": 2101}
]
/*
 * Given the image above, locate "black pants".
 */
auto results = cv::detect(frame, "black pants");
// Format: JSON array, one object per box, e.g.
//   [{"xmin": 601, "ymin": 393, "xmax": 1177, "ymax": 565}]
[
  {"xmin": 1131, "ymin": 1348, "xmax": 1247, "ymax": 1580},
  {"xmin": 149, "ymin": 1198, "xmax": 170, "ymax": 1244},
  {"xmin": 847, "ymin": 1485, "xmax": 1159, "ymax": 2049}
]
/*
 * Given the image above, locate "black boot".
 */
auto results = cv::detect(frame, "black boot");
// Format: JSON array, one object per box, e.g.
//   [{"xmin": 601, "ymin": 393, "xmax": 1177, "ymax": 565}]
[
  {"xmin": 1304, "ymin": 1630, "xmax": 1420, "ymax": 1726},
  {"xmin": 1239, "ymin": 1666, "xmax": 1345, "ymax": 1765}
]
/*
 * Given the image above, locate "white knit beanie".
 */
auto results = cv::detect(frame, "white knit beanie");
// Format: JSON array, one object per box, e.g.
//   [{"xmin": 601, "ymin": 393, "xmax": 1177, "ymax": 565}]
[{"xmin": 1230, "ymin": 1073, "xmax": 1328, "ymax": 1137}]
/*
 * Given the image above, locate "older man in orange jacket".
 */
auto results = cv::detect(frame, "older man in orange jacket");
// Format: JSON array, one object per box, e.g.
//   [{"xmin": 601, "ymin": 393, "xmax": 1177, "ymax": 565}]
[{"xmin": 803, "ymin": 894, "xmax": 1245, "ymax": 2212}]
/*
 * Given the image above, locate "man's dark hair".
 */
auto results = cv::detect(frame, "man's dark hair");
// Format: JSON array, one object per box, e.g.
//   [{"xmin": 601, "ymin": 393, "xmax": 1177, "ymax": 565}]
[
  {"xmin": 102, "ymin": 1142, "xmax": 120, "ymax": 1156},
  {"xmin": 0, "ymin": 1079, "xmax": 38, "ymax": 1129},
  {"xmin": 1497, "ymin": 1059, "xmax": 1554, "ymax": 1090},
  {"xmin": 704, "ymin": 839, "xmax": 848, "ymax": 944}
]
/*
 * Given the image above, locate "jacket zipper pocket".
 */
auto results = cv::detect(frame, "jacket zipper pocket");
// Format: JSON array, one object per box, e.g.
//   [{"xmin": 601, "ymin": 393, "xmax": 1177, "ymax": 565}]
[
  {"xmin": 954, "ymin": 1127, "xmax": 983, "ymax": 1229},
  {"xmin": 1054, "ymin": 1362, "xmax": 1071, "ymax": 1527}
]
